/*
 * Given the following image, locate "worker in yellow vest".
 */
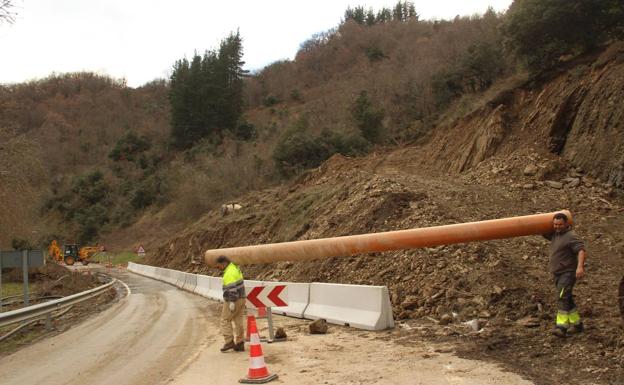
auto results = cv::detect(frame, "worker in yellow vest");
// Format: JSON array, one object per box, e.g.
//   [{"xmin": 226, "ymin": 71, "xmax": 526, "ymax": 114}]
[{"xmin": 216, "ymin": 255, "xmax": 246, "ymax": 352}]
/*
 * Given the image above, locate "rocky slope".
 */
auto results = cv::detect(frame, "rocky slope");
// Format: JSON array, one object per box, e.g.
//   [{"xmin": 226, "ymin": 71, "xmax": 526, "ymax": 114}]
[
  {"xmin": 423, "ymin": 42, "xmax": 624, "ymax": 185},
  {"xmin": 143, "ymin": 43, "xmax": 624, "ymax": 385}
]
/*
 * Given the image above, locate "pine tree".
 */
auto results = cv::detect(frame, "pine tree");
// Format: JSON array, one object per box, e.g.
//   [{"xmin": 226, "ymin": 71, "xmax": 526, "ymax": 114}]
[
  {"xmin": 393, "ymin": 2, "xmax": 404, "ymax": 21},
  {"xmin": 366, "ymin": 9, "xmax": 376, "ymax": 26},
  {"xmin": 169, "ymin": 31, "xmax": 248, "ymax": 149},
  {"xmin": 216, "ymin": 30, "xmax": 248, "ymax": 133},
  {"xmin": 406, "ymin": 2, "xmax": 418, "ymax": 20},
  {"xmin": 376, "ymin": 7, "xmax": 392, "ymax": 23}
]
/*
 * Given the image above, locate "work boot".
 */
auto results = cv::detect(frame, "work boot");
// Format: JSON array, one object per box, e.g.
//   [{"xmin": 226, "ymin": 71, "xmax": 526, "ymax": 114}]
[
  {"xmin": 220, "ymin": 341, "xmax": 235, "ymax": 352},
  {"xmin": 551, "ymin": 326, "xmax": 567, "ymax": 338},
  {"xmin": 568, "ymin": 323, "xmax": 584, "ymax": 334},
  {"xmin": 234, "ymin": 341, "xmax": 245, "ymax": 352}
]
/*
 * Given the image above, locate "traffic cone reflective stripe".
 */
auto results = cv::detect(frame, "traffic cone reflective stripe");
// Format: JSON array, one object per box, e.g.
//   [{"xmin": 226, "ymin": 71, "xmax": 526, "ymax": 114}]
[
  {"xmin": 248, "ymin": 357, "xmax": 270, "ymax": 378},
  {"xmin": 239, "ymin": 315, "xmax": 278, "ymax": 384}
]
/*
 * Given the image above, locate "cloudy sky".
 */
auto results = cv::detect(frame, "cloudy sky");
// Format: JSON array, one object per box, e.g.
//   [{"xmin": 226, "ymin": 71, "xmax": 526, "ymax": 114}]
[{"xmin": 0, "ymin": 0, "xmax": 513, "ymax": 88}]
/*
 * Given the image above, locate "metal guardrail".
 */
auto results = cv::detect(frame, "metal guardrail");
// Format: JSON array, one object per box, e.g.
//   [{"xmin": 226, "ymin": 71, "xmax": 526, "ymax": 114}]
[{"xmin": 0, "ymin": 278, "xmax": 117, "ymax": 329}]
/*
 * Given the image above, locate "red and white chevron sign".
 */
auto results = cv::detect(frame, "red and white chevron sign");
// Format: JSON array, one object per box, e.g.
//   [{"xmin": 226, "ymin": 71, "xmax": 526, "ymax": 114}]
[{"xmin": 246, "ymin": 285, "xmax": 288, "ymax": 308}]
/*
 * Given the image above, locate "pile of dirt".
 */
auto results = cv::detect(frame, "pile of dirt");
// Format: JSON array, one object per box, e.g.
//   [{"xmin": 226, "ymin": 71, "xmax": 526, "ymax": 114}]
[
  {"xmin": 145, "ymin": 149, "xmax": 623, "ymax": 384},
  {"xmin": 34, "ymin": 263, "xmax": 100, "ymax": 297},
  {"xmin": 0, "ymin": 263, "xmax": 117, "ymax": 355}
]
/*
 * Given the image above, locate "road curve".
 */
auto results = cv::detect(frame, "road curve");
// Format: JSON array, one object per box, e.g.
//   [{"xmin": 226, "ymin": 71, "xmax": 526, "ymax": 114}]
[
  {"xmin": 0, "ymin": 268, "xmax": 216, "ymax": 385},
  {"xmin": 0, "ymin": 268, "xmax": 534, "ymax": 385}
]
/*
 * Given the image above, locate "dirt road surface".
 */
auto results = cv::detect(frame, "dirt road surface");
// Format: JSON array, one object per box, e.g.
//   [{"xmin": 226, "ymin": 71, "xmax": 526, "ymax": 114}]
[{"xmin": 0, "ymin": 269, "xmax": 533, "ymax": 385}]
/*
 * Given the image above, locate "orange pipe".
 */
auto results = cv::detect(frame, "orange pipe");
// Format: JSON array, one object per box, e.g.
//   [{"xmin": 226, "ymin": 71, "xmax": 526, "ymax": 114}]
[{"xmin": 204, "ymin": 210, "xmax": 572, "ymax": 266}]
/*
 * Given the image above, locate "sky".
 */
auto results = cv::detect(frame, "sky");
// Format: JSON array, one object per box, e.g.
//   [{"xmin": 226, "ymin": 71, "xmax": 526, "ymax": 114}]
[{"xmin": 0, "ymin": 0, "xmax": 513, "ymax": 88}]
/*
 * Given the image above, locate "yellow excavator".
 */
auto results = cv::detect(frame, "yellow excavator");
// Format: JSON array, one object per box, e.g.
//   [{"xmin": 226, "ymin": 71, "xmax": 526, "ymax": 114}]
[{"xmin": 48, "ymin": 240, "xmax": 103, "ymax": 266}]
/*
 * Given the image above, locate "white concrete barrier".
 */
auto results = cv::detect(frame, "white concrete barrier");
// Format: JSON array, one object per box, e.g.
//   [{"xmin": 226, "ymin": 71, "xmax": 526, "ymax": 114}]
[
  {"xmin": 162, "ymin": 268, "xmax": 176, "ymax": 285},
  {"xmin": 182, "ymin": 273, "xmax": 197, "ymax": 292},
  {"xmin": 156, "ymin": 268, "xmax": 167, "ymax": 283},
  {"xmin": 304, "ymin": 283, "xmax": 394, "ymax": 331},
  {"xmin": 193, "ymin": 274, "xmax": 223, "ymax": 301},
  {"xmin": 143, "ymin": 265, "xmax": 157, "ymax": 279},
  {"xmin": 127, "ymin": 263, "xmax": 394, "ymax": 331},
  {"xmin": 269, "ymin": 282, "xmax": 310, "ymax": 319},
  {"xmin": 194, "ymin": 275, "xmax": 212, "ymax": 297},
  {"xmin": 175, "ymin": 271, "xmax": 186, "ymax": 288},
  {"xmin": 207, "ymin": 276, "xmax": 223, "ymax": 301}
]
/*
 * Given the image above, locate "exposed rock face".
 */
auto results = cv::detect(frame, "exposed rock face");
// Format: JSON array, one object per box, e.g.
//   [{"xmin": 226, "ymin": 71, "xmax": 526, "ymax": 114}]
[
  {"xmin": 423, "ymin": 42, "xmax": 624, "ymax": 187},
  {"xmin": 562, "ymin": 43, "xmax": 624, "ymax": 187}
]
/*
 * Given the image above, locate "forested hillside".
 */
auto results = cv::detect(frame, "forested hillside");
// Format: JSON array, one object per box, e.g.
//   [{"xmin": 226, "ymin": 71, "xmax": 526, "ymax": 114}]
[{"xmin": 0, "ymin": 0, "xmax": 622, "ymax": 250}]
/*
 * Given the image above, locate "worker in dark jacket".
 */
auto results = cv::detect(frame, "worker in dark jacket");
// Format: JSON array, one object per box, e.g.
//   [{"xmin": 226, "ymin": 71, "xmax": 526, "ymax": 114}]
[
  {"xmin": 215, "ymin": 255, "xmax": 246, "ymax": 352},
  {"xmin": 544, "ymin": 212, "xmax": 587, "ymax": 337}
]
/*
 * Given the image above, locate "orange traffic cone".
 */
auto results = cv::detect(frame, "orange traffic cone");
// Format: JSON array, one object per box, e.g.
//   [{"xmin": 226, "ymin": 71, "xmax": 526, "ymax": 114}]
[
  {"xmin": 246, "ymin": 313, "xmax": 266, "ymax": 342},
  {"xmin": 239, "ymin": 315, "xmax": 278, "ymax": 384}
]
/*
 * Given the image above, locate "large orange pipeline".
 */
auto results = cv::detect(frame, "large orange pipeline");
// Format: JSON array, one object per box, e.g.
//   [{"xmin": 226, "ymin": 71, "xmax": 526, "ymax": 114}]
[{"xmin": 204, "ymin": 210, "xmax": 572, "ymax": 266}]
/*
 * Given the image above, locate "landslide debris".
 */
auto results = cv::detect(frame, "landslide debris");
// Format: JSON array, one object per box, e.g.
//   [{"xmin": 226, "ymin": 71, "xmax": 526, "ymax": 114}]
[
  {"xmin": 146, "ymin": 150, "xmax": 624, "ymax": 385},
  {"xmin": 143, "ymin": 44, "xmax": 624, "ymax": 385}
]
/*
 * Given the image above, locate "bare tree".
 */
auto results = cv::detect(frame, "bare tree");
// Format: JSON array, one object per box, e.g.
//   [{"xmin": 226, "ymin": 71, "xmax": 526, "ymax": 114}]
[{"xmin": 0, "ymin": 0, "xmax": 16, "ymax": 24}]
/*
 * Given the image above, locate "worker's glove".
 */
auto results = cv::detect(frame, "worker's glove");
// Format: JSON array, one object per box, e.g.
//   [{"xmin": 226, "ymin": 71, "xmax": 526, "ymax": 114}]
[{"xmin": 229, "ymin": 301, "xmax": 236, "ymax": 312}]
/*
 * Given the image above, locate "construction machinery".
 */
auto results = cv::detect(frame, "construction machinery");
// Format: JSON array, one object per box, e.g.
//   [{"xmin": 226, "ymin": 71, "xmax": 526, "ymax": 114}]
[{"xmin": 48, "ymin": 240, "xmax": 102, "ymax": 266}]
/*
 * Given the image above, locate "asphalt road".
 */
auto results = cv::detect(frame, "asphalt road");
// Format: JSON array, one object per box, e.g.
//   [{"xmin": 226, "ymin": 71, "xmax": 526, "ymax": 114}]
[
  {"xmin": 0, "ymin": 267, "xmax": 534, "ymax": 385},
  {"xmin": 0, "ymin": 268, "xmax": 214, "ymax": 385}
]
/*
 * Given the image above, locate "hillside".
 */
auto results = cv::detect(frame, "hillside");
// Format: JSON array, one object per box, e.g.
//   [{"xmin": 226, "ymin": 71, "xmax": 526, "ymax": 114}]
[
  {"xmin": 1, "ymin": 2, "xmax": 624, "ymax": 384},
  {"xmin": 0, "ymin": 74, "xmax": 171, "ymax": 246},
  {"xmin": 143, "ymin": 43, "xmax": 624, "ymax": 385}
]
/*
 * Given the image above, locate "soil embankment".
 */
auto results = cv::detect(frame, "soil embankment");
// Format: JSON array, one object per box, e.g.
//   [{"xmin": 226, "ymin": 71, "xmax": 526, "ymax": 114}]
[{"xmin": 143, "ymin": 44, "xmax": 624, "ymax": 385}]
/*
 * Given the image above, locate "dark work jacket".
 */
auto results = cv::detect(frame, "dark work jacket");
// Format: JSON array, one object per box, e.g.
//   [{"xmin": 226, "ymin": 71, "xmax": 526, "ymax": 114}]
[{"xmin": 544, "ymin": 228, "xmax": 585, "ymax": 275}]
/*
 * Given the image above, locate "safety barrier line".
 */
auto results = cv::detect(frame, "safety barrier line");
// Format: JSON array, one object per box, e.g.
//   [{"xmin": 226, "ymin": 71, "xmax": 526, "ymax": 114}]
[
  {"xmin": 127, "ymin": 262, "xmax": 395, "ymax": 330},
  {"xmin": 0, "ymin": 278, "xmax": 117, "ymax": 328}
]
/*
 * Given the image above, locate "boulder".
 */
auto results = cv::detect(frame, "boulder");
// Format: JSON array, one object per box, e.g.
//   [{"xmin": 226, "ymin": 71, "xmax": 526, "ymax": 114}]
[
  {"xmin": 439, "ymin": 313, "xmax": 453, "ymax": 325},
  {"xmin": 400, "ymin": 295, "xmax": 420, "ymax": 310},
  {"xmin": 523, "ymin": 164, "xmax": 538, "ymax": 176},
  {"xmin": 516, "ymin": 316, "xmax": 540, "ymax": 328},
  {"xmin": 275, "ymin": 327, "xmax": 287, "ymax": 339},
  {"xmin": 566, "ymin": 178, "xmax": 581, "ymax": 188},
  {"xmin": 545, "ymin": 180, "xmax": 563, "ymax": 189},
  {"xmin": 309, "ymin": 319, "xmax": 328, "ymax": 334}
]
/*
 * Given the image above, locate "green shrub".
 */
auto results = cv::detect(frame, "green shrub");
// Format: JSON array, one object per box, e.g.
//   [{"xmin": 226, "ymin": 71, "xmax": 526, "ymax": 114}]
[
  {"xmin": 290, "ymin": 89, "xmax": 303, "ymax": 102},
  {"xmin": 433, "ymin": 69, "xmax": 464, "ymax": 109},
  {"xmin": 351, "ymin": 91, "xmax": 385, "ymax": 143},
  {"xmin": 109, "ymin": 131, "xmax": 151, "ymax": 162},
  {"xmin": 273, "ymin": 130, "xmax": 330, "ymax": 176},
  {"xmin": 503, "ymin": 0, "xmax": 624, "ymax": 73},
  {"xmin": 320, "ymin": 129, "xmax": 369, "ymax": 156},
  {"xmin": 263, "ymin": 95, "xmax": 280, "ymax": 107},
  {"xmin": 273, "ymin": 115, "xmax": 370, "ymax": 177},
  {"xmin": 231, "ymin": 120, "xmax": 257, "ymax": 141},
  {"xmin": 460, "ymin": 42, "xmax": 505, "ymax": 91},
  {"xmin": 131, "ymin": 176, "xmax": 160, "ymax": 209},
  {"xmin": 74, "ymin": 203, "xmax": 108, "ymax": 243},
  {"xmin": 365, "ymin": 46, "xmax": 386, "ymax": 62}
]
